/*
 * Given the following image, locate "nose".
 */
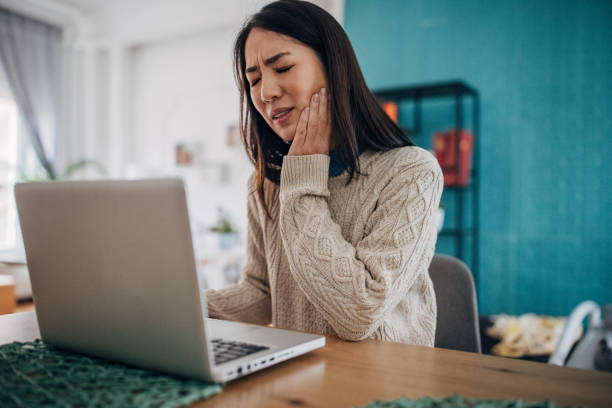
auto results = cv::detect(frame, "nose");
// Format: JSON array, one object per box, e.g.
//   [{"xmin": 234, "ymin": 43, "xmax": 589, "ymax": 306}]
[{"xmin": 260, "ymin": 75, "xmax": 281, "ymax": 103}]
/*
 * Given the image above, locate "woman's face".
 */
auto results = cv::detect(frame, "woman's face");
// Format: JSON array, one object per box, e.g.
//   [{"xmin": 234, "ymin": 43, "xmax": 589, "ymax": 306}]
[{"xmin": 244, "ymin": 28, "xmax": 329, "ymax": 143}]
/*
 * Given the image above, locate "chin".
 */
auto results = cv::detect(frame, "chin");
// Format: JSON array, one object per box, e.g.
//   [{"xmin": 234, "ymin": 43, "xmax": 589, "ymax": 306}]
[{"xmin": 276, "ymin": 130, "xmax": 295, "ymax": 144}]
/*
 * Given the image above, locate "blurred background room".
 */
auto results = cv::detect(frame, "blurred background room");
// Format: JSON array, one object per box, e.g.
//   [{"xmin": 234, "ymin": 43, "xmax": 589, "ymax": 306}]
[{"xmin": 0, "ymin": 0, "xmax": 610, "ymax": 370}]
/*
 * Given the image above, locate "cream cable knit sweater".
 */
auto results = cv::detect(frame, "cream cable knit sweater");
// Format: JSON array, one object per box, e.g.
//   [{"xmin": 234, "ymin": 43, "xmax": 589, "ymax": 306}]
[{"xmin": 206, "ymin": 146, "xmax": 443, "ymax": 346}]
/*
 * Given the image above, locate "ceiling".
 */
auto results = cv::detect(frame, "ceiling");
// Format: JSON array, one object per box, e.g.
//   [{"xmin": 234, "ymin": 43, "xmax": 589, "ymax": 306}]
[{"xmin": 0, "ymin": 0, "xmax": 343, "ymax": 46}]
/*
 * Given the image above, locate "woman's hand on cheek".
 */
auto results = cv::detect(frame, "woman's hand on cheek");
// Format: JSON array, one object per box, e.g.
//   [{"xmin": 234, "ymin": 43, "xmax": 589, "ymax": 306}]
[{"xmin": 287, "ymin": 88, "xmax": 331, "ymax": 156}]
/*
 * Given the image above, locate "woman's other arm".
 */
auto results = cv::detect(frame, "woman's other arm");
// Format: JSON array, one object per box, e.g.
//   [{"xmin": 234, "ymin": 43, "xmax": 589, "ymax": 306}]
[{"xmin": 205, "ymin": 186, "xmax": 271, "ymax": 325}]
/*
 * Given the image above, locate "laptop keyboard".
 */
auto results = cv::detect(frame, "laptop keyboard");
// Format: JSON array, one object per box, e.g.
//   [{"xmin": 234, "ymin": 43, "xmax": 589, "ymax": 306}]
[{"xmin": 212, "ymin": 338, "xmax": 270, "ymax": 365}]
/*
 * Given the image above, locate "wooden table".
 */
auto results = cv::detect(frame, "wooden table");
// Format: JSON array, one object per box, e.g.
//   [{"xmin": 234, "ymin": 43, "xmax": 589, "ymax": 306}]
[{"xmin": 2, "ymin": 311, "xmax": 611, "ymax": 407}]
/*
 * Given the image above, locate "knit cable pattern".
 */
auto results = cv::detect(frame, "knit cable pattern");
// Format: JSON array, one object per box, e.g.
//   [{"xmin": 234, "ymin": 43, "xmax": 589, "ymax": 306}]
[
  {"xmin": 207, "ymin": 146, "xmax": 442, "ymax": 346},
  {"xmin": 279, "ymin": 147, "xmax": 442, "ymax": 343}
]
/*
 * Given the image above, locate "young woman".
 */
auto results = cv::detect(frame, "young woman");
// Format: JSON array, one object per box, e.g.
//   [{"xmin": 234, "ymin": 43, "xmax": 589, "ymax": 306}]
[{"xmin": 206, "ymin": 0, "xmax": 443, "ymax": 346}]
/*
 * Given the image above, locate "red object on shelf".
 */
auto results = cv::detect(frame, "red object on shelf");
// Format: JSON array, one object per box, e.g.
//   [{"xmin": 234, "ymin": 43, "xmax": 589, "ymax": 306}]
[
  {"xmin": 433, "ymin": 128, "xmax": 473, "ymax": 187},
  {"xmin": 382, "ymin": 101, "xmax": 398, "ymax": 123}
]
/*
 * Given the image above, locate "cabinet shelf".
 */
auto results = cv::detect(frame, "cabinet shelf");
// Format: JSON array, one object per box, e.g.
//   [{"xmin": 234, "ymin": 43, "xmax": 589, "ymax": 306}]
[
  {"xmin": 375, "ymin": 80, "xmax": 477, "ymax": 99},
  {"xmin": 438, "ymin": 228, "xmax": 476, "ymax": 237},
  {"xmin": 374, "ymin": 80, "xmax": 480, "ymax": 288}
]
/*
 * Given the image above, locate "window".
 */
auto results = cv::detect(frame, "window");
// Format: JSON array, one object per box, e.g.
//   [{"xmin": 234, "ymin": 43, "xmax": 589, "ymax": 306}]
[
  {"xmin": 0, "ymin": 94, "xmax": 18, "ymax": 250},
  {"xmin": 0, "ymin": 69, "xmax": 38, "ymax": 255}
]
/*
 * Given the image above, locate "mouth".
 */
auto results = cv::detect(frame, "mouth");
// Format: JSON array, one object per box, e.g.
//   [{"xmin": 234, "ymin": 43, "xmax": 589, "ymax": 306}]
[{"xmin": 270, "ymin": 107, "xmax": 294, "ymax": 122}]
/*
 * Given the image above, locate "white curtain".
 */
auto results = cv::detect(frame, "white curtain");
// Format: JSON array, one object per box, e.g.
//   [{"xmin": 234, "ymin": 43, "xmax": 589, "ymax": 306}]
[{"xmin": 0, "ymin": 7, "xmax": 62, "ymax": 179}]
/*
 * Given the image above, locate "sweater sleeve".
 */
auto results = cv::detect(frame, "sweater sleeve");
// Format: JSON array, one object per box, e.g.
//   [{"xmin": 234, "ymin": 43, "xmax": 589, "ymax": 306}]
[
  {"xmin": 205, "ymin": 183, "xmax": 272, "ymax": 325},
  {"xmin": 279, "ymin": 152, "xmax": 442, "ymax": 341}
]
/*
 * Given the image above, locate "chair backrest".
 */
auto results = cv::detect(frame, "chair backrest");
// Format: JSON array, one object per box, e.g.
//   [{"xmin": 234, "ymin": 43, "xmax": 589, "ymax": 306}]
[{"xmin": 429, "ymin": 254, "xmax": 481, "ymax": 353}]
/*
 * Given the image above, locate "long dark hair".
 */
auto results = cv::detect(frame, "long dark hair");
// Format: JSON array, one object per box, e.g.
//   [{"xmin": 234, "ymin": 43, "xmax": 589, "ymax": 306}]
[{"xmin": 234, "ymin": 0, "xmax": 414, "ymax": 218}]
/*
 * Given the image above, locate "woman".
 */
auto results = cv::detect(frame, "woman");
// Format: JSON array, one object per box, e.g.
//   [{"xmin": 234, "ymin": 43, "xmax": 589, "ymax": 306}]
[{"xmin": 206, "ymin": 0, "xmax": 443, "ymax": 346}]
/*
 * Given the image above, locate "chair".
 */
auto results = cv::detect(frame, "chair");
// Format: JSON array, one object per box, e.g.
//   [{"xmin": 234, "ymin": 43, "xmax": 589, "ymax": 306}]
[{"xmin": 428, "ymin": 254, "xmax": 481, "ymax": 353}]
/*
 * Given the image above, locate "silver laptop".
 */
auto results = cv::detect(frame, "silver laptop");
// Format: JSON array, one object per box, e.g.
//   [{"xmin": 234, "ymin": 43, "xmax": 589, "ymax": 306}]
[{"xmin": 15, "ymin": 178, "xmax": 324, "ymax": 383}]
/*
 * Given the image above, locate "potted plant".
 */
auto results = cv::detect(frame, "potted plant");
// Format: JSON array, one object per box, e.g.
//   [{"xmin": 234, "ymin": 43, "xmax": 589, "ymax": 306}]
[
  {"xmin": 209, "ymin": 208, "xmax": 237, "ymax": 250},
  {"xmin": 19, "ymin": 159, "xmax": 107, "ymax": 182}
]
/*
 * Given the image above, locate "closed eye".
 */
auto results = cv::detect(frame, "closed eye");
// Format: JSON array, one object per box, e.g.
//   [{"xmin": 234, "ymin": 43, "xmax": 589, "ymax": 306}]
[
  {"xmin": 276, "ymin": 65, "xmax": 294, "ymax": 73},
  {"xmin": 249, "ymin": 65, "xmax": 294, "ymax": 87}
]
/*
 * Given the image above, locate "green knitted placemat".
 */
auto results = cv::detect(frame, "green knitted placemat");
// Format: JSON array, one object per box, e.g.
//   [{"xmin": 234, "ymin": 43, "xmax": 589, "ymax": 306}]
[
  {"xmin": 0, "ymin": 339, "xmax": 222, "ymax": 408},
  {"xmin": 359, "ymin": 395, "xmax": 582, "ymax": 408}
]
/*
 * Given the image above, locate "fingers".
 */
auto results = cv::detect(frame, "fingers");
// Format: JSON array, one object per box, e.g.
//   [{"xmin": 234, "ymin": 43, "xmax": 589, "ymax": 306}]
[
  {"xmin": 294, "ymin": 106, "xmax": 309, "ymax": 147},
  {"xmin": 320, "ymin": 87, "xmax": 329, "ymax": 127},
  {"xmin": 289, "ymin": 87, "xmax": 330, "ymax": 156},
  {"xmin": 307, "ymin": 92, "xmax": 320, "ymax": 141}
]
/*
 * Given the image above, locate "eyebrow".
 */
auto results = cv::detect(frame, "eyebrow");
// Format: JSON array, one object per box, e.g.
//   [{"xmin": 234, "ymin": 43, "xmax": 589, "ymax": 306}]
[{"xmin": 246, "ymin": 52, "xmax": 291, "ymax": 73}]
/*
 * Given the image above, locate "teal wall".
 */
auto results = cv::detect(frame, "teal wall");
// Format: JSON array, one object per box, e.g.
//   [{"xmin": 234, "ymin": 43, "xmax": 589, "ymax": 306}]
[{"xmin": 344, "ymin": 0, "xmax": 612, "ymax": 316}]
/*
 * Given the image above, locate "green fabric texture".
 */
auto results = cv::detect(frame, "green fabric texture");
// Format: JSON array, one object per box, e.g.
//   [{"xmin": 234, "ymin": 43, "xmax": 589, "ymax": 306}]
[
  {"xmin": 0, "ymin": 339, "xmax": 222, "ymax": 407},
  {"xmin": 359, "ymin": 395, "xmax": 581, "ymax": 408}
]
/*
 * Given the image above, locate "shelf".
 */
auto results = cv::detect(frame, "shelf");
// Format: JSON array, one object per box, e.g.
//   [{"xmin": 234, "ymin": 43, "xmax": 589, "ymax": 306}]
[
  {"xmin": 439, "ymin": 169, "xmax": 478, "ymax": 191},
  {"xmin": 374, "ymin": 80, "xmax": 478, "ymax": 101},
  {"xmin": 373, "ymin": 79, "xmax": 480, "ymax": 289},
  {"xmin": 444, "ymin": 184, "xmax": 475, "ymax": 191},
  {"xmin": 438, "ymin": 228, "xmax": 476, "ymax": 237},
  {"xmin": 400, "ymin": 126, "xmax": 419, "ymax": 136}
]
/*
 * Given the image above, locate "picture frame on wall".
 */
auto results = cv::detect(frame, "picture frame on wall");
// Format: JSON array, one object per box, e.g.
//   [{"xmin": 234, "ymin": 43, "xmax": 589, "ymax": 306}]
[
  {"xmin": 175, "ymin": 141, "xmax": 203, "ymax": 166},
  {"xmin": 226, "ymin": 124, "xmax": 240, "ymax": 148}
]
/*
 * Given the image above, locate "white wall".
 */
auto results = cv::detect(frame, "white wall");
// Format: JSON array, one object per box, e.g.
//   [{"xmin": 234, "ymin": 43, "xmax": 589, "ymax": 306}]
[
  {"xmin": 90, "ymin": 0, "xmax": 345, "ymax": 234},
  {"xmin": 128, "ymin": 25, "xmax": 253, "ymax": 232},
  {"xmin": 0, "ymin": 0, "xmax": 345, "ymax": 286}
]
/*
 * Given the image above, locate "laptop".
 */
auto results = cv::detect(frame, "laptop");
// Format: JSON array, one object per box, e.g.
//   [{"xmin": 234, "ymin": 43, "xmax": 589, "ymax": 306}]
[{"xmin": 14, "ymin": 178, "xmax": 325, "ymax": 383}]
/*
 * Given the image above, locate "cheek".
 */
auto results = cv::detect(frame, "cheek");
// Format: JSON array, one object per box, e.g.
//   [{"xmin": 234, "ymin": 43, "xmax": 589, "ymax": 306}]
[
  {"xmin": 292, "ymin": 83, "xmax": 317, "ymax": 109},
  {"xmin": 291, "ymin": 72, "xmax": 327, "ymax": 108}
]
